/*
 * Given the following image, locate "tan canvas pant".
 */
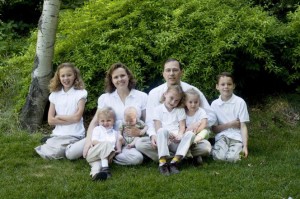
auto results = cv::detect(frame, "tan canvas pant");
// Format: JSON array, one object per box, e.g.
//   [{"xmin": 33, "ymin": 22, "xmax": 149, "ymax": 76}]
[
  {"xmin": 212, "ymin": 135, "xmax": 243, "ymax": 162},
  {"xmin": 35, "ymin": 135, "xmax": 83, "ymax": 160},
  {"xmin": 136, "ymin": 131, "xmax": 212, "ymax": 161},
  {"xmin": 86, "ymin": 141, "xmax": 115, "ymax": 176}
]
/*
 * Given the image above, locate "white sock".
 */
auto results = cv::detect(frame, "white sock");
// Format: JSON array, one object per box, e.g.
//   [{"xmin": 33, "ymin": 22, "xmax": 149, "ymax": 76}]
[
  {"xmin": 90, "ymin": 161, "xmax": 101, "ymax": 176},
  {"xmin": 101, "ymin": 159, "xmax": 109, "ymax": 168}
]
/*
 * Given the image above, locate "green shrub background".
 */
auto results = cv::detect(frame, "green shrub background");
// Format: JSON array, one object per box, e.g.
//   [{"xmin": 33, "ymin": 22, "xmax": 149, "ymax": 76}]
[{"xmin": 1, "ymin": 0, "xmax": 300, "ymax": 113}]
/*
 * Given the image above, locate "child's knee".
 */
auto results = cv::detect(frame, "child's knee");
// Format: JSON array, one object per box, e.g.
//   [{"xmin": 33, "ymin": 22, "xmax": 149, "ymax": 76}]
[
  {"xmin": 226, "ymin": 150, "xmax": 241, "ymax": 162},
  {"xmin": 185, "ymin": 131, "xmax": 195, "ymax": 139},
  {"xmin": 226, "ymin": 154, "xmax": 240, "ymax": 162},
  {"xmin": 212, "ymin": 144, "xmax": 226, "ymax": 161},
  {"xmin": 212, "ymin": 149, "xmax": 225, "ymax": 161},
  {"xmin": 65, "ymin": 145, "xmax": 81, "ymax": 160},
  {"xmin": 157, "ymin": 128, "xmax": 168, "ymax": 136}
]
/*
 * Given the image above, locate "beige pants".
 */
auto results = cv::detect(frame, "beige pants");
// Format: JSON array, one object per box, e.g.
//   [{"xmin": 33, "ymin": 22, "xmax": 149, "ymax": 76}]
[
  {"xmin": 35, "ymin": 135, "xmax": 83, "ymax": 160},
  {"xmin": 136, "ymin": 131, "xmax": 212, "ymax": 162},
  {"xmin": 86, "ymin": 141, "xmax": 115, "ymax": 176},
  {"xmin": 212, "ymin": 135, "xmax": 243, "ymax": 162},
  {"xmin": 86, "ymin": 141, "xmax": 115, "ymax": 163},
  {"xmin": 157, "ymin": 129, "xmax": 194, "ymax": 159}
]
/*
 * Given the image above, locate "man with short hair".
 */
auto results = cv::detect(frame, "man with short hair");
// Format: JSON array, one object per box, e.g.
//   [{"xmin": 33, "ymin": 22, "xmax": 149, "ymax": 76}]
[{"xmin": 136, "ymin": 58, "xmax": 215, "ymax": 166}]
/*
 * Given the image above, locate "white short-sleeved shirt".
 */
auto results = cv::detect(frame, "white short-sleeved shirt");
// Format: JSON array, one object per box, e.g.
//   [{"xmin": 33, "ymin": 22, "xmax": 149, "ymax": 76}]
[
  {"xmin": 49, "ymin": 87, "xmax": 87, "ymax": 137},
  {"xmin": 211, "ymin": 94, "xmax": 250, "ymax": 142},
  {"xmin": 97, "ymin": 89, "xmax": 148, "ymax": 129},
  {"xmin": 91, "ymin": 125, "xmax": 119, "ymax": 148},
  {"xmin": 146, "ymin": 81, "xmax": 216, "ymax": 137},
  {"xmin": 186, "ymin": 107, "xmax": 208, "ymax": 128},
  {"xmin": 153, "ymin": 104, "xmax": 186, "ymax": 134}
]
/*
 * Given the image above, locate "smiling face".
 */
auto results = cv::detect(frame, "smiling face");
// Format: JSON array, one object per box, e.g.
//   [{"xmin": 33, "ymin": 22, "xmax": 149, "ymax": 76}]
[
  {"xmin": 216, "ymin": 76, "xmax": 235, "ymax": 101},
  {"xmin": 59, "ymin": 66, "xmax": 76, "ymax": 92},
  {"xmin": 163, "ymin": 61, "xmax": 182, "ymax": 86},
  {"xmin": 111, "ymin": 67, "xmax": 129, "ymax": 90},
  {"xmin": 164, "ymin": 89, "xmax": 182, "ymax": 111},
  {"xmin": 98, "ymin": 113, "xmax": 115, "ymax": 129},
  {"xmin": 185, "ymin": 93, "xmax": 200, "ymax": 114}
]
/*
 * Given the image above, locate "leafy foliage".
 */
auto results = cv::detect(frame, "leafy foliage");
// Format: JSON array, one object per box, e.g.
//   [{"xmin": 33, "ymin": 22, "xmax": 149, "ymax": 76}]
[
  {"xmin": 250, "ymin": 0, "xmax": 300, "ymax": 21},
  {"xmin": 3, "ymin": 0, "xmax": 300, "ymax": 113}
]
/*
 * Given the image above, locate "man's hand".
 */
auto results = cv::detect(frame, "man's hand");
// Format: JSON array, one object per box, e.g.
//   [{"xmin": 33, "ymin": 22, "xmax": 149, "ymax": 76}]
[{"xmin": 150, "ymin": 135, "xmax": 157, "ymax": 149}]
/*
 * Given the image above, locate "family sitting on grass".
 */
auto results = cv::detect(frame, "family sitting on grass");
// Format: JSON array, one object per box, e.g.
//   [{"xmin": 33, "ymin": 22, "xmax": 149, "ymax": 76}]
[{"xmin": 34, "ymin": 58, "xmax": 249, "ymax": 181}]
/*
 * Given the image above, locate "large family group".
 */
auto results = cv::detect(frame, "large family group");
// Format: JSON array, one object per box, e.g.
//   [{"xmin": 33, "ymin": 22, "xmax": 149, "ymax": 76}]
[{"xmin": 34, "ymin": 58, "xmax": 250, "ymax": 181}]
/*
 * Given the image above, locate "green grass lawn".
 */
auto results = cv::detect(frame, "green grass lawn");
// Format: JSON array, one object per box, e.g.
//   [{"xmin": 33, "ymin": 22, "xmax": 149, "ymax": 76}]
[{"xmin": 0, "ymin": 95, "xmax": 299, "ymax": 199}]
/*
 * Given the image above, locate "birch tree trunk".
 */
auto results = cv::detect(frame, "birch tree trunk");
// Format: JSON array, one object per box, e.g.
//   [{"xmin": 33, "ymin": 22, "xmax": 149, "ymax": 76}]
[{"xmin": 20, "ymin": 0, "xmax": 61, "ymax": 132}]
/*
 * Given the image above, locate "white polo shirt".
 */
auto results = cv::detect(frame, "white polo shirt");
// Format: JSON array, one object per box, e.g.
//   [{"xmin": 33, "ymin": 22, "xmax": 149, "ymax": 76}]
[
  {"xmin": 211, "ymin": 94, "xmax": 250, "ymax": 142},
  {"xmin": 186, "ymin": 107, "xmax": 208, "ymax": 128},
  {"xmin": 153, "ymin": 104, "xmax": 186, "ymax": 134},
  {"xmin": 49, "ymin": 87, "xmax": 87, "ymax": 137},
  {"xmin": 146, "ymin": 81, "xmax": 216, "ymax": 137},
  {"xmin": 97, "ymin": 89, "xmax": 148, "ymax": 129},
  {"xmin": 91, "ymin": 125, "xmax": 119, "ymax": 148}
]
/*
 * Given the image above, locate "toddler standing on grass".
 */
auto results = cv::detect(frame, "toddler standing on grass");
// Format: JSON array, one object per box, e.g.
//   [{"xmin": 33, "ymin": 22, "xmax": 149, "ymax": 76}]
[
  {"xmin": 211, "ymin": 72, "xmax": 249, "ymax": 162},
  {"xmin": 118, "ymin": 106, "xmax": 148, "ymax": 150},
  {"xmin": 35, "ymin": 63, "xmax": 87, "ymax": 160},
  {"xmin": 154, "ymin": 85, "xmax": 194, "ymax": 175},
  {"xmin": 86, "ymin": 107, "xmax": 120, "ymax": 181}
]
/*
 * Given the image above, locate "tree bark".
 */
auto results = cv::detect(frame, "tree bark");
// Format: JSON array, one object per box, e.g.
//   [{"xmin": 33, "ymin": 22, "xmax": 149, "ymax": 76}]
[{"xmin": 20, "ymin": 0, "xmax": 61, "ymax": 132}]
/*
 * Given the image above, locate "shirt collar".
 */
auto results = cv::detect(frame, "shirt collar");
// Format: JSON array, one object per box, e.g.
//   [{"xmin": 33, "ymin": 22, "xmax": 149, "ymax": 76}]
[
  {"xmin": 216, "ymin": 94, "xmax": 236, "ymax": 105},
  {"xmin": 100, "ymin": 125, "xmax": 114, "ymax": 133},
  {"xmin": 111, "ymin": 89, "xmax": 135, "ymax": 98},
  {"xmin": 106, "ymin": 128, "xmax": 114, "ymax": 134},
  {"xmin": 60, "ymin": 86, "xmax": 75, "ymax": 94}
]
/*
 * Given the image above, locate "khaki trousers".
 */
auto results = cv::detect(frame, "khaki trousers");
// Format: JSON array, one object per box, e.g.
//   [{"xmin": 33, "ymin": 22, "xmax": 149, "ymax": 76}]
[{"xmin": 212, "ymin": 135, "xmax": 243, "ymax": 162}]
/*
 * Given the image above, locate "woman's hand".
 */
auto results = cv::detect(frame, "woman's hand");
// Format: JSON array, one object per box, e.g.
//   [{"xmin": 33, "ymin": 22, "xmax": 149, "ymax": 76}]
[
  {"xmin": 125, "ymin": 126, "xmax": 141, "ymax": 137},
  {"xmin": 83, "ymin": 139, "xmax": 92, "ymax": 158}
]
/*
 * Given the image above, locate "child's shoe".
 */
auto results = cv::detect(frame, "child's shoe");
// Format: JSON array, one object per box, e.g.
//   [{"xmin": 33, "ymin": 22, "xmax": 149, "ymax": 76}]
[
  {"xmin": 92, "ymin": 167, "xmax": 111, "ymax": 181},
  {"xmin": 169, "ymin": 162, "xmax": 180, "ymax": 174},
  {"xmin": 92, "ymin": 172, "xmax": 107, "ymax": 181},
  {"xmin": 101, "ymin": 167, "xmax": 112, "ymax": 178},
  {"xmin": 192, "ymin": 155, "xmax": 203, "ymax": 166},
  {"xmin": 159, "ymin": 163, "xmax": 170, "ymax": 176}
]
